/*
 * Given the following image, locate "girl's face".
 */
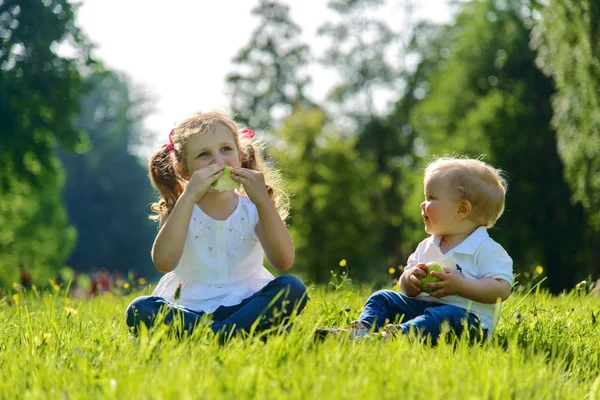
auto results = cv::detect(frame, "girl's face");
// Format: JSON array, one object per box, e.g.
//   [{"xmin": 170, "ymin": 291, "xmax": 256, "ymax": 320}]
[
  {"xmin": 183, "ymin": 122, "xmax": 242, "ymax": 177},
  {"xmin": 420, "ymin": 174, "xmax": 461, "ymax": 236}
]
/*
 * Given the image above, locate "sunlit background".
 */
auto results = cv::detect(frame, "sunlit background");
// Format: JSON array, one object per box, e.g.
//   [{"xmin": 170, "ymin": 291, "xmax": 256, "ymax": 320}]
[
  {"xmin": 1, "ymin": 0, "xmax": 599, "ymax": 297},
  {"xmin": 78, "ymin": 0, "xmax": 452, "ymax": 153}
]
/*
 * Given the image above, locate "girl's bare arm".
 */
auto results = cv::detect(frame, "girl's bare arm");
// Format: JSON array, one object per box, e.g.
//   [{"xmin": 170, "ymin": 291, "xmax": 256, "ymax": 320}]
[
  {"xmin": 255, "ymin": 200, "xmax": 294, "ymax": 271},
  {"xmin": 151, "ymin": 193, "xmax": 196, "ymax": 273}
]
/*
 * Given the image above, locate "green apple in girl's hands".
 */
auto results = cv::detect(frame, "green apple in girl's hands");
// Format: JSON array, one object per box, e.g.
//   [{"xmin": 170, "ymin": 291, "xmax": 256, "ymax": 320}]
[
  {"xmin": 212, "ymin": 166, "xmax": 240, "ymax": 191},
  {"xmin": 419, "ymin": 262, "xmax": 444, "ymax": 293}
]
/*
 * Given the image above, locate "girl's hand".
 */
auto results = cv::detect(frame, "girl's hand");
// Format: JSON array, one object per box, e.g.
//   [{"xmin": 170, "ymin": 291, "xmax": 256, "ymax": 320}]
[
  {"xmin": 182, "ymin": 163, "xmax": 225, "ymax": 203},
  {"xmin": 427, "ymin": 268, "xmax": 464, "ymax": 298},
  {"xmin": 231, "ymin": 167, "xmax": 270, "ymax": 206},
  {"xmin": 401, "ymin": 264, "xmax": 428, "ymax": 296}
]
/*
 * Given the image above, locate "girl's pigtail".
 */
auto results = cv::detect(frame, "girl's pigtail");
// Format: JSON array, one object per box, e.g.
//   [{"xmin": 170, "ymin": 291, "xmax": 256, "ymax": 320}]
[
  {"xmin": 149, "ymin": 147, "xmax": 185, "ymax": 219},
  {"xmin": 240, "ymin": 140, "xmax": 258, "ymax": 170}
]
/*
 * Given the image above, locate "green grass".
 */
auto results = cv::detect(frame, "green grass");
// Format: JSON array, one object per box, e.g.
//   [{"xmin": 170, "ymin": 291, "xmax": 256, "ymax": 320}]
[{"xmin": 1, "ymin": 283, "xmax": 600, "ymax": 399}]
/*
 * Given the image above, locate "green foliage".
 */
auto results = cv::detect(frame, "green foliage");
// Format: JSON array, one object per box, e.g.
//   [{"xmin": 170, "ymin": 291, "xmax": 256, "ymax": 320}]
[
  {"xmin": 531, "ymin": 1, "xmax": 600, "ymax": 232},
  {"xmin": 225, "ymin": 0, "xmax": 312, "ymax": 129},
  {"xmin": 408, "ymin": 0, "xmax": 592, "ymax": 292},
  {"xmin": 0, "ymin": 0, "xmax": 94, "ymax": 286},
  {"xmin": 271, "ymin": 108, "xmax": 387, "ymax": 283},
  {"xmin": 317, "ymin": 0, "xmax": 402, "ymax": 121},
  {"xmin": 59, "ymin": 71, "xmax": 158, "ymax": 279},
  {"xmin": 0, "ymin": 164, "xmax": 76, "ymax": 286},
  {"xmin": 1, "ymin": 285, "xmax": 600, "ymax": 398},
  {"xmin": 355, "ymin": 104, "xmax": 423, "ymax": 270}
]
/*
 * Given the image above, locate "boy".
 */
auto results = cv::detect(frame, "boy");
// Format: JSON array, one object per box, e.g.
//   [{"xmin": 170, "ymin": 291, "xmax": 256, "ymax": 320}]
[{"xmin": 318, "ymin": 157, "xmax": 513, "ymax": 344}]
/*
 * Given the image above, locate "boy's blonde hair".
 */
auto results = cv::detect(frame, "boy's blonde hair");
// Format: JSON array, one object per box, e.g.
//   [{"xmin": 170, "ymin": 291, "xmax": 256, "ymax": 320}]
[
  {"xmin": 148, "ymin": 110, "xmax": 289, "ymax": 220},
  {"xmin": 425, "ymin": 157, "xmax": 508, "ymax": 228}
]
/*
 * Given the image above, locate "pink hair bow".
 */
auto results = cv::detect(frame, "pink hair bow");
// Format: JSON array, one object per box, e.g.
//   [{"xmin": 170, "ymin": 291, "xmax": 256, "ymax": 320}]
[
  {"xmin": 240, "ymin": 129, "xmax": 256, "ymax": 139},
  {"xmin": 162, "ymin": 129, "xmax": 175, "ymax": 152}
]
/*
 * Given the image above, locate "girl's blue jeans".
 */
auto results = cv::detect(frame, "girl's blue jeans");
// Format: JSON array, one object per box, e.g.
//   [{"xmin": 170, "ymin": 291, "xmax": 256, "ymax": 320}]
[
  {"xmin": 358, "ymin": 290, "xmax": 486, "ymax": 344},
  {"xmin": 125, "ymin": 275, "xmax": 308, "ymax": 337}
]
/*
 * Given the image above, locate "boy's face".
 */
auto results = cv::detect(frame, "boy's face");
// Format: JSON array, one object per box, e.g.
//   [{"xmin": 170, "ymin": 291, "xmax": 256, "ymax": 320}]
[
  {"xmin": 421, "ymin": 175, "xmax": 462, "ymax": 236},
  {"xmin": 183, "ymin": 122, "xmax": 242, "ymax": 178}
]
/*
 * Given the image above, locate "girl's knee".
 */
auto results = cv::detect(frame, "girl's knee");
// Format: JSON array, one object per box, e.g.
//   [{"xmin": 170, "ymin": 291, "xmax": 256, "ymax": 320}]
[
  {"xmin": 275, "ymin": 275, "xmax": 307, "ymax": 299},
  {"xmin": 124, "ymin": 296, "xmax": 163, "ymax": 328},
  {"xmin": 272, "ymin": 275, "xmax": 308, "ymax": 311}
]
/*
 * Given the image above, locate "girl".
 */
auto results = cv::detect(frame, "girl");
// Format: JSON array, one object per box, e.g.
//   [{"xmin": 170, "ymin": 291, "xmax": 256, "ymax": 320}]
[{"xmin": 125, "ymin": 110, "xmax": 308, "ymax": 338}]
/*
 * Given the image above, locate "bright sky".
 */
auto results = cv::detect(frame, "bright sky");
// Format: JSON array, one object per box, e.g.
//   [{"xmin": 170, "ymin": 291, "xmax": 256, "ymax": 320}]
[{"xmin": 77, "ymin": 0, "xmax": 451, "ymax": 153}]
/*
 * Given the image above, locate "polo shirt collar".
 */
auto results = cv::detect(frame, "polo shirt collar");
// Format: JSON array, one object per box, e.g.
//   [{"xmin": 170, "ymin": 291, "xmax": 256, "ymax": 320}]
[{"xmin": 432, "ymin": 226, "xmax": 489, "ymax": 255}]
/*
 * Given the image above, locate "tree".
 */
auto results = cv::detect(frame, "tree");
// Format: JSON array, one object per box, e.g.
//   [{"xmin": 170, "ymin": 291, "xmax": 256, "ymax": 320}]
[
  {"xmin": 317, "ymin": 0, "xmax": 408, "ymax": 124},
  {"xmin": 225, "ymin": 0, "xmax": 312, "ymax": 130},
  {"xmin": 409, "ymin": 0, "xmax": 591, "ymax": 292},
  {"xmin": 271, "ymin": 107, "xmax": 387, "ymax": 283},
  {"xmin": 531, "ymin": 0, "xmax": 600, "ymax": 267},
  {"xmin": 0, "ymin": 0, "xmax": 94, "ymax": 286},
  {"xmin": 59, "ymin": 71, "xmax": 158, "ymax": 279},
  {"xmin": 315, "ymin": 0, "xmax": 424, "ymax": 270}
]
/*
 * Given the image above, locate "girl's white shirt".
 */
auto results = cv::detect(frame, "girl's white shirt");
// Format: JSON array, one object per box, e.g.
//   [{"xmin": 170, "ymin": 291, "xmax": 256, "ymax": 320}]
[{"xmin": 152, "ymin": 195, "xmax": 274, "ymax": 313}]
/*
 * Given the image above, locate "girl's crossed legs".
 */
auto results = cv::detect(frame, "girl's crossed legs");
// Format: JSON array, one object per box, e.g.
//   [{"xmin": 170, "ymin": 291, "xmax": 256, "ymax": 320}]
[{"xmin": 125, "ymin": 275, "xmax": 308, "ymax": 337}]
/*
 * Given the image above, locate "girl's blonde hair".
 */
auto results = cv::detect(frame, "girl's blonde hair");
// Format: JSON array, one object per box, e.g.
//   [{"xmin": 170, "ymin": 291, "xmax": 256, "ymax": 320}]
[
  {"xmin": 148, "ymin": 110, "xmax": 289, "ymax": 220},
  {"xmin": 425, "ymin": 156, "xmax": 508, "ymax": 228}
]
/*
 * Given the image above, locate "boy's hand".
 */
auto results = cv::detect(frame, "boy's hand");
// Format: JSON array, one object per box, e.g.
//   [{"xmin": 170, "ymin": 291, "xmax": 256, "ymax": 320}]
[
  {"xmin": 427, "ymin": 267, "xmax": 464, "ymax": 298},
  {"xmin": 401, "ymin": 264, "xmax": 428, "ymax": 296}
]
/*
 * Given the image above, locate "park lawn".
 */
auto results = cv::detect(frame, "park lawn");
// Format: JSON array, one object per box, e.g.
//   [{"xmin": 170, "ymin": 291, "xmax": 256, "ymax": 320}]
[{"xmin": 1, "ymin": 283, "xmax": 599, "ymax": 400}]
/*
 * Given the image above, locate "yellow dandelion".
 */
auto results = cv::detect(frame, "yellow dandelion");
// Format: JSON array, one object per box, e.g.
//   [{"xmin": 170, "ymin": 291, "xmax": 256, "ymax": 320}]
[
  {"xmin": 535, "ymin": 265, "xmax": 544, "ymax": 275},
  {"xmin": 42, "ymin": 333, "xmax": 52, "ymax": 342},
  {"xmin": 339, "ymin": 259, "xmax": 347, "ymax": 267},
  {"xmin": 138, "ymin": 277, "xmax": 147, "ymax": 285},
  {"xmin": 64, "ymin": 306, "xmax": 78, "ymax": 316},
  {"xmin": 63, "ymin": 297, "xmax": 71, "ymax": 304},
  {"xmin": 12, "ymin": 282, "xmax": 18, "ymax": 288},
  {"xmin": 124, "ymin": 283, "xmax": 130, "ymax": 289},
  {"xmin": 49, "ymin": 279, "xmax": 60, "ymax": 291},
  {"xmin": 388, "ymin": 267, "xmax": 396, "ymax": 275},
  {"xmin": 12, "ymin": 294, "xmax": 19, "ymax": 305}
]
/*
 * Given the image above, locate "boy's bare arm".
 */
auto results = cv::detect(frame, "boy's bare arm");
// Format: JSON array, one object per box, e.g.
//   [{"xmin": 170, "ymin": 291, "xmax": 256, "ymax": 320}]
[
  {"xmin": 457, "ymin": 277, "xmax": 511, "ymax": 303},
  {"xmin": 427, "ymin": 268, "xmax": 511, "ymax": 303}
]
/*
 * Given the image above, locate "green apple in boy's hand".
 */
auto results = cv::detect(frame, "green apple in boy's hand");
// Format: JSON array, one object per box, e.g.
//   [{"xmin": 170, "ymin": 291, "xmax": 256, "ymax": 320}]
[
  {"xmin": 418, "ymin": 262, "xmax": 444, "ymax": 293},
  {"xmin": 212, "ymin": 166, "xmax": 240, "ymax": 191}
]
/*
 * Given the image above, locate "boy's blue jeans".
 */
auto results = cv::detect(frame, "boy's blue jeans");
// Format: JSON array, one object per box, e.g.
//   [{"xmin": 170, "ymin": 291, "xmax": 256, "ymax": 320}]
[
  {"xmin": 358, "ymin": 290, "xmax": 486, "ymax": 344},
  {"xmin": 125, "ymin": 275, "xmax": 308, "ymax": 337}
]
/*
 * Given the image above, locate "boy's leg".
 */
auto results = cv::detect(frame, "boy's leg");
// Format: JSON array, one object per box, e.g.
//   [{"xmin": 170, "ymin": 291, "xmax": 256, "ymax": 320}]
[
  {"xmin": 210, "ymin": 275, "xmax": 308, "ymax": 336},
  {"xmin": 357, "ymin": 290, "xmax": 429, "ymax": 331},
  {"xmin": 124, "ymin": 295, "xmax": 206, "ymax": 335},
  {"xmin": 397, "ymin": 304, "xmax": 482, "ymax": 344}
]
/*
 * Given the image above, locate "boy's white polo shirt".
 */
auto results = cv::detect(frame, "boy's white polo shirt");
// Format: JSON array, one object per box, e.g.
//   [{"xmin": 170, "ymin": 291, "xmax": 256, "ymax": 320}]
[{"xmin": 406, "ymin": 226, "xmax": 514, "ymax": 331}]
